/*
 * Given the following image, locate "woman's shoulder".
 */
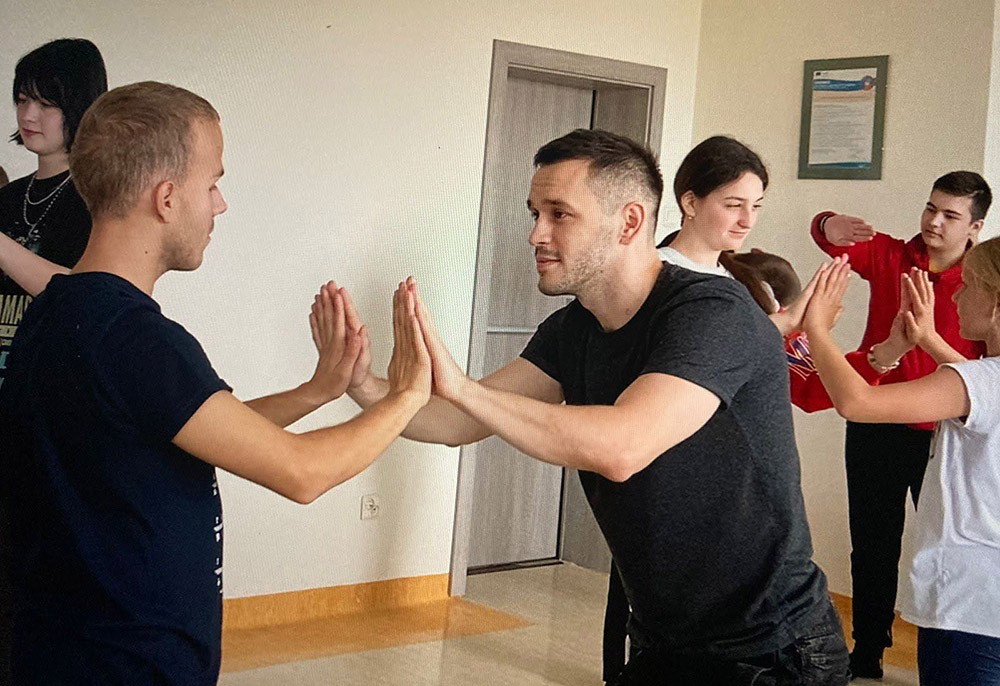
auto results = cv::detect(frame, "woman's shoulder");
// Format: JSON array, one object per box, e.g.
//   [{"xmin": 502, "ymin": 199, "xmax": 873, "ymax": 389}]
[{"xmin": 0, "ymin": 173, "xmax": 33, "ymax": 197}]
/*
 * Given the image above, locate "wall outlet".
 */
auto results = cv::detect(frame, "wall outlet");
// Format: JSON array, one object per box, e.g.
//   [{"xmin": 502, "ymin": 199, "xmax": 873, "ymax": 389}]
[{"xmin": 360, "ymin": 493, "xmax": 380, "ymax": 520}]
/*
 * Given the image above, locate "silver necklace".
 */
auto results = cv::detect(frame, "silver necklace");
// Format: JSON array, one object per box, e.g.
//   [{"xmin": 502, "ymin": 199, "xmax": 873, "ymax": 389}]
[
  {"xmin": 24, "ymin": 171, "xmax": 72, "ymax": 206},
  {"xmin": 21, "ymin": 172, "xmax": 72, "ymax": 243}
]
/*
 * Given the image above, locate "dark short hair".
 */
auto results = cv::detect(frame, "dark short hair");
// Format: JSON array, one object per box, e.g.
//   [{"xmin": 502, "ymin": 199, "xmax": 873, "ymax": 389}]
[
  {"xmin": 10, "ymin": 38, "xmax": 108, "ymax": 151},
  {"xmin": 534, "ymin": 128, "xmax": 664, "ymax": 229},
  {"xmin": 673, "ymin": 136, "xmax": 768, "ymax": 222},
  {"xmin": 932, "ymin": 171, "xmax": 992, "ymax": 222}
]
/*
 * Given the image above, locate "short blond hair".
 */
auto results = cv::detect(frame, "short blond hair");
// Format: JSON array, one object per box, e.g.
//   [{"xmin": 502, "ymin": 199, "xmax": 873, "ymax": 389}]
[
  {"xmin": 69, "ymin": 81, "xmax": 218, "ymax": 219},
  {"xmin": 964, "ymin": 235, "xmax": 1000, "ymax": 299}
]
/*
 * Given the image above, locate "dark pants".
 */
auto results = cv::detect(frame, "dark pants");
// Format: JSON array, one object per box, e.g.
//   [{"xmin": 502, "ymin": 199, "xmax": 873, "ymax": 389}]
[
  {"xmin": 604, "ymin": 562, "xmax": 630, "ymax": 683},
  {"xmin": 918, "ymin": 628, "xmax": 1000, "ymax": 686},
  {"xmin": 844, "ymin": 421, "xmax": 931, "ymax": 651},
  {"xmin": 611, "ymin": 602, "xmax": 849, "ymax": 686}
]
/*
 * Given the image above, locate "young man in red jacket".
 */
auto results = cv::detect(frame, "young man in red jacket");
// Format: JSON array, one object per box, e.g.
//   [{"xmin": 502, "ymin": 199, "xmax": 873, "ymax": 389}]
[{"xmin": 810, "ymin": 171, "xmax": 991, "ymax": 679}]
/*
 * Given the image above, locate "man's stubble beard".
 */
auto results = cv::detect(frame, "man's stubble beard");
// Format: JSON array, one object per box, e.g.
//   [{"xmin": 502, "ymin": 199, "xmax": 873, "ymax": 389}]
[{"xmin": 536, "ymin": 221, "xmax": 616, "ymax": 297}]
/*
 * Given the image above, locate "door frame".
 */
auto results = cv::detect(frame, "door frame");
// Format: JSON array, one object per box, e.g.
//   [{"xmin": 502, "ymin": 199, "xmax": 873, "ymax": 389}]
[{"xmin": 448, "ymin": 40, "xmax": 667, "ymax": 595}]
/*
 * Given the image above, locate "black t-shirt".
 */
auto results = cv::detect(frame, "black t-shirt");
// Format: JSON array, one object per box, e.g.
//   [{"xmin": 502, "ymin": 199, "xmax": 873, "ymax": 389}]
[
  {"xmin": 521, "ymin": 263, "xmax": 829, "ymax": 659},
  {"xmin": 0, "ymin": 272, "xmax": 230, "ymax": 685},
  {"xmin": 0, "ymin": 171, "xmax": 92, "ymax": 391}
]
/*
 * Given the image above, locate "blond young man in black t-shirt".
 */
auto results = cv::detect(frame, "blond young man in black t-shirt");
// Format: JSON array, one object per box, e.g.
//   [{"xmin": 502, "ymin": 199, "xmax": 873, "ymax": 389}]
[{"xmin": 1, "ymin": 81, "xmax": 434, "ymax": 685}]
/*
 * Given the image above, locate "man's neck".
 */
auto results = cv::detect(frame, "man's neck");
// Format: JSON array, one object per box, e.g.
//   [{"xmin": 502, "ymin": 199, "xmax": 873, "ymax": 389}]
[
  {"xmin": 36, "ymin": 152, "xmax": 70, "ymax": 180},
  {"xmin": 926, "ymin": 243, "xmax": 966, "ymax": 273},
  {"xmin": 577, "ymin": 249, "xmax": 663, "ymax": 332},
  {"xmin": 71, "ymin": 217, "xmax": 165, "ymax": 296},
  {"xmin": 667, "ymin": 228, "xmax": 721, "ymax": 268}
]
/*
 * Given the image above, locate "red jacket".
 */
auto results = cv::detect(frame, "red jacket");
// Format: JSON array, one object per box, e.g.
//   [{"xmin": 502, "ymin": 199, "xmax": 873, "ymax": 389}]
[
  {"xmin": 810, "ymin": 211, "xmax": 986, "ymax": 429},
  {"xmin": 786, "ymin": 334, "xmax": 883, "ymax": 413}
]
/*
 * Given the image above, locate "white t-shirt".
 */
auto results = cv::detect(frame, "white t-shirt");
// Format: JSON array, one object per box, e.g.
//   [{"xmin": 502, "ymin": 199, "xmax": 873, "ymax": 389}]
[
  {"xmin": 657, "ymin": 246, "xmax": 780, "ymax": 311},
  {"xmin": 899, "ymin": 356, "xmax": 1000, "ymax": 638},
  {"xmin": 657, "ymin": 246, "xmax": 732, "ymax": 278}
]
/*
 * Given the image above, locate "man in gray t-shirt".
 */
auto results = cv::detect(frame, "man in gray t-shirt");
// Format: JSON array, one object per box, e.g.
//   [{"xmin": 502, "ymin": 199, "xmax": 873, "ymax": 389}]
[
  {"xmin": 346, "ymin": 129, "xmax": 849, "ymax": 684},
  {"xmin": 521, "ymin": 262, "xmax": 829, "ymax": 660}
]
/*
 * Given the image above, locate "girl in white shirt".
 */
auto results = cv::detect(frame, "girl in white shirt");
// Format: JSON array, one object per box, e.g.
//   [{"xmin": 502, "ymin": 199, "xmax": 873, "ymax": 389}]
[
  {"xmin": 663, "ymin": 135, "xmax": 825, "ymax": 333},
  {"xmin": 803, "ymin": 237, "xmax": 1000, "ymax": 686}
]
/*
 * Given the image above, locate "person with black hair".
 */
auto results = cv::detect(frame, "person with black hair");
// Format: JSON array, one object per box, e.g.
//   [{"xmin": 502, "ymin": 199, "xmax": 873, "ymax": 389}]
[
  {"xmin": 655, "ymin": 138, "xmax": 893, "ymax": 415},
  {"xmin": 659, "ymin": 136, "xmax": 825, "ymax": 333},
  {"xmin": 0, "ymin": 39, "xmax": 107, "ymax": 386},
  {"xmin": 810, "ymin": 171, "xmax": 991, "ymax": 679},
  {"xmin": 0, "ymin": 38, "xmax": 107, "ymax": 686},
  {"xmin": 345, "ymin": 128, "xmax": 849, "ymax": 684}
]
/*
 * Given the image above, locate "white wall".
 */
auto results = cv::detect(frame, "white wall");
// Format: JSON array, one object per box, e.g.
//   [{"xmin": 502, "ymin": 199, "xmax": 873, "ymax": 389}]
[
  {"xmin": 984, "ymin": 0, "xmax": 1000, "ymax": 241},
  {"xmin": 1, "ymin": 0, "xmax": 704, "ymax": 597},
  {"xmin": 692, "ymin": 0, "xmax": 995, "ymax": 593}
]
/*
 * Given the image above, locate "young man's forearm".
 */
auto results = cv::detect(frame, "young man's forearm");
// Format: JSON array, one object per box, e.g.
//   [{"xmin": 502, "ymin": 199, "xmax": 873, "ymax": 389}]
[
  {"xmin": 349, "ymin": 375, "xmax": 491, "ymax": 446},
  {"xmin": 290, "ymin": 389, "xmax": 428, "ymax": 502},
  {"xmin": 176, "ymin": 387, "xmax": 429, "ymax": 504},
  {"xmin": 246, "ymin": 382, "xmax": 331, "ymax": 428},
  {"xmin": 869, "ymin": 337, "xmax": 910, "ymax": 371}
]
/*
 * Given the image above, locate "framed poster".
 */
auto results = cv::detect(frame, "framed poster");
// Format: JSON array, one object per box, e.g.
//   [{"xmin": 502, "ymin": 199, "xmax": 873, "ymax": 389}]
[{"xmin": 798, "ymin": 55, "xmax": 888, "ymax": 180}]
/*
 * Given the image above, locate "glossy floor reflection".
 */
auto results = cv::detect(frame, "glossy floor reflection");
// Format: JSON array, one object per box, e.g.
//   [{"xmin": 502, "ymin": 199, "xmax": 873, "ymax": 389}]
[{"xmin": 219, "ymin": 563, "xmax": 919, "ymax": 685}]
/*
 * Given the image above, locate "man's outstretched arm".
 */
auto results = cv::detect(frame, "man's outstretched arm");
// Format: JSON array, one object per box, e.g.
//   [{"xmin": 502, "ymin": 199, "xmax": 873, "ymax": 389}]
[
  {"xmin": 447, "ymin": 373, "xmax": 720, "ymax": 482},
  {"xmin": 341, "ymin": 284, "xmax": 563, "ymax": 446},
  {"xmin": 412, "ymin": 282, "xmax": 720, "ymax": 482},
  {"xmin": 173, "ymin": 283, "xmax": 431, "ymax": 504}
]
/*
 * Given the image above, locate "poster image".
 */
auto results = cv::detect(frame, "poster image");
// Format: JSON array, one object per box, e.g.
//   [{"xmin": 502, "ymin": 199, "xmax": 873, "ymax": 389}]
[
  {"xmin": 798, "ymin": 55, "xmax": 887, "ymax": 180},
  {"xmin": 808, "ymin": 68, "xmax": 877, "ymax": 167}
]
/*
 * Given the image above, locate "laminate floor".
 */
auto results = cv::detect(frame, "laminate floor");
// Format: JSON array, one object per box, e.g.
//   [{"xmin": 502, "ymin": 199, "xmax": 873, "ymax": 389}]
[{"xmin": 220, "ymin": 564, "xmax": 918, "ymax": 685}]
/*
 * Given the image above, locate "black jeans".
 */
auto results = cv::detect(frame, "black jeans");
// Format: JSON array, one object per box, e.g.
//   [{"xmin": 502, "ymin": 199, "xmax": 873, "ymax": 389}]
[
  {"xmin": 611, "ymin": 603, "xmax": 849, "ymax": 685},
  {"xmin": 604, "ymin": 562, "xmax": 630, "ymax": 683},
  {"xmin": 845, "ymin": 421, "xmax": 931, "ymax": 650}
]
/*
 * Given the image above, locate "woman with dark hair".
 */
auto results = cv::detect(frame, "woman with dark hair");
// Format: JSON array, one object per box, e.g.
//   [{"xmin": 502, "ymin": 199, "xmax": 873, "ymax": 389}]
[
  {"xmin": 0, "ymin": 38, "xmax": 106, "ymax": 299},
  {"xmin": 660, "ymin": 135, "xmax": 817, "ymax": 330},
  {"xmin": 0, "ymin": 37, "xmax": 106, "ymax": 686},
  {"xmin": 658, "ymin": 136, "xmax": 900, "ymax": 404}
]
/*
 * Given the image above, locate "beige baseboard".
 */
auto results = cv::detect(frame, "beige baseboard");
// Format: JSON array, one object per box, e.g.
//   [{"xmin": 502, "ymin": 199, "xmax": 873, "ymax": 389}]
[{"xmin": 223, "ymin": 573, "xmax": 450, "ymax": 631}]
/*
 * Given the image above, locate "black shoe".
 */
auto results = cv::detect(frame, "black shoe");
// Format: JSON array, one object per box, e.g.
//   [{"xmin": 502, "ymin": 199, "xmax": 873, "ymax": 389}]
[{"xmin": 848, "ymin": 646, "xmax": 884, "ymax": 680}]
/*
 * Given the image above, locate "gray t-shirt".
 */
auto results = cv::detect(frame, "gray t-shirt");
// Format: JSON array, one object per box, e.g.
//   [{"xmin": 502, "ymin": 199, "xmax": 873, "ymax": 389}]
[{"xmin": 521, "ymin": 263, "xmax": 829, "ymax": 658}]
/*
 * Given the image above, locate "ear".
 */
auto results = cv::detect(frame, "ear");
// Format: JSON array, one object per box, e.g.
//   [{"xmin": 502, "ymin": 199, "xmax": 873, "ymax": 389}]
[
  {"xmin": 153, "ymin": 180, "xmax": 177, "ymax": 223},
  {"xmin": 969, "ymin": 218, "xmax": 984, "ymax": 244},
  {"xmin": 680, "ymin": 190, "xmax": 698, "ymax": 220},
  {"xmin": 619, "ymin": 202, "xmax": 646, "ymax": 245}
]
